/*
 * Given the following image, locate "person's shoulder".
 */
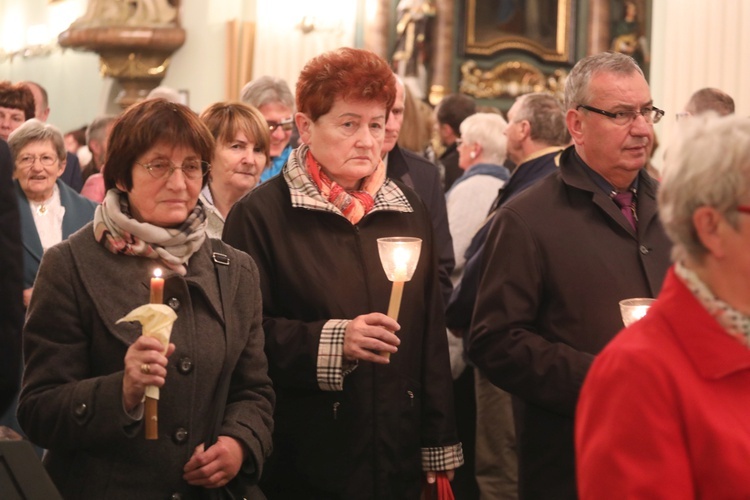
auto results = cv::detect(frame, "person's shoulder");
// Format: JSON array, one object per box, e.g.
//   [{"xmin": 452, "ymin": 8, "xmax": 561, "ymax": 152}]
[{"xmin": 399, "ymin": 147, "xmax": 440, "ymax": 172}]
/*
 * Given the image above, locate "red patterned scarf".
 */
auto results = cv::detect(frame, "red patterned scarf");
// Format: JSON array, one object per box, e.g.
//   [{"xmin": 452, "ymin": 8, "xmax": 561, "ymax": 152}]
[{"xmin": 305, "ymin": 149, "xmax": 385, "ymax": 224}]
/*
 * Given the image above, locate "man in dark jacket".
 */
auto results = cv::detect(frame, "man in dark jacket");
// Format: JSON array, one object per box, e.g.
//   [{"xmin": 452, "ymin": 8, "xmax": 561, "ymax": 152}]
[
  {"xmin": 447, "ymin": 92, "xmax": 569, "ymax": 499},
  {"xmin": 384, "ymin": 76, "xmax": 454, "ymax": 305},
  {"xmin": 468, "ymin": 52, "xmax": 672, "ymax": 499}
]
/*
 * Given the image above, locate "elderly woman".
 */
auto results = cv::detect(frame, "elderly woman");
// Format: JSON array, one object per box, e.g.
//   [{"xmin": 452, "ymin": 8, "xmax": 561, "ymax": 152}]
[
  {"xmin": 9, "ymin": 119, "xmax": 97, "ymax": 307},
  {"xmin": 224, "ymin": 48, "xmax": 463, "ymax": 498},
  {"xmin": 199, "ymin": 101, "xmax": 270, "ymax": 238},
  {"xmin": 240, "ymin": 76, "xmax": 296, "ymax": 183},
  {"xmin": 17, "ymin": 99, "xmax": 274, "ymax": 499},
  {"xmin": 576, "ymin": 114, "xmax": 750, "ymax": 497}
]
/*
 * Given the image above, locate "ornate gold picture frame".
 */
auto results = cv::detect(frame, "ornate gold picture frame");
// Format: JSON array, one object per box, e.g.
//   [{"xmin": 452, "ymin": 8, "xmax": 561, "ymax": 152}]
[{"xmin": 464, "ymin": 0, "xmax": 574, "ymax": 63}]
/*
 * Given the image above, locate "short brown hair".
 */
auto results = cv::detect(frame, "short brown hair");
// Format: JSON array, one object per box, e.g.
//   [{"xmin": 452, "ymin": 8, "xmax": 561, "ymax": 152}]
[
  {"xmin": 0, "ymin": 81, "xmax": 35, "ymax": 120},
  {"xmin": 200, "ymin": 101, "xmax": 271, "ymax": 166},
  {"xmin": 103, "ymin": 99, "xmax": 214, "ymax": 192},
  {"xmin": 295, "ymin": 48, "xmax": 396, "ymax": 122}
]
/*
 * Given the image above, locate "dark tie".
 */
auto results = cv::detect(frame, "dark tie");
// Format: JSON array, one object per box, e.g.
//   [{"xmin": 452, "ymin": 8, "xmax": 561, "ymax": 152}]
[{"xmin": 612, "ymin": 191, "xmax": 637, "ymax": 230}]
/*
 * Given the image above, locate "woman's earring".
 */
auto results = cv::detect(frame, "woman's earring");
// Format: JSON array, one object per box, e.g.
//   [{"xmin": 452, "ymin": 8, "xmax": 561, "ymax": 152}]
[{"xmin": 470, "ymin": 151, "xmax": 476, "ymax": 159}]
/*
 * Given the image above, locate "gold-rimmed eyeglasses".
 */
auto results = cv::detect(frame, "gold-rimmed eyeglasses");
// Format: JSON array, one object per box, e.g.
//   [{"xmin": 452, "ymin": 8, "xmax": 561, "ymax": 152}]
[
  {"xmin": 17, "ymin": 154, "xmax": 58, "ymax": 168},
  {"xmin": 576, "ymin": 104, "xmax": 665, "ymax": 126},
  {"xmin": 136, "ymin": 159, "xmax": 210, "ymax": 180}
]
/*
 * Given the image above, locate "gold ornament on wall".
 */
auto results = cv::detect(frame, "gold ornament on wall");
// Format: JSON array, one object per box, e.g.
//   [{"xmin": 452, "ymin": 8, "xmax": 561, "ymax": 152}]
[{"xmin": 459, "ymin": 60, "xmax": 568, "ymax": 101}]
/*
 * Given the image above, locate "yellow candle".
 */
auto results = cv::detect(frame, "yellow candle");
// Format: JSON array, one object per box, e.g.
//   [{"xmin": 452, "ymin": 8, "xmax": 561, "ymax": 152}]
[{"xmin": 150, "ymin": 268, "xmax": 164, "ymax": 304}]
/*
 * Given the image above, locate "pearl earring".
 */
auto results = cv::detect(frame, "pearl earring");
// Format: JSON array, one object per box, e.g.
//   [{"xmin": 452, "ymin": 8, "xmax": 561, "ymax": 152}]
[{"xmin": 470, "ymin": 151, "xmax": 476, "ymax": 159}]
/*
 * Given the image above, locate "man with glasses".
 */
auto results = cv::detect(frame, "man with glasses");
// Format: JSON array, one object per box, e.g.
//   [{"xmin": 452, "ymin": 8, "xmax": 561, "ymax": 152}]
[
  {"xmin": 468, "ymin": 52, "xmax": 672, "ymax": 499},
  {"xmin": 240, "ymin": 76, "xmax": 297, "ymax": 183}
]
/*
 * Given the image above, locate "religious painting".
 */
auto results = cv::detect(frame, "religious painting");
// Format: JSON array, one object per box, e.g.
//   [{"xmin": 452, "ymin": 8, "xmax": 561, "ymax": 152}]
[
  {"xmin": 464, "ymin": 0, "xmax": 574, "ymax": 63},
  {"xmin": 609, "ymin": 0, "xmax": 651, "ymax": 77}
]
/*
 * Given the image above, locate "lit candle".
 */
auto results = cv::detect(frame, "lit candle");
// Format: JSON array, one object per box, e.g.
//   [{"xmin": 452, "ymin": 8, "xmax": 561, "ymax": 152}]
[{"xmin": 150, "ymin": 268, "xmax": 164, "ymax": 304}]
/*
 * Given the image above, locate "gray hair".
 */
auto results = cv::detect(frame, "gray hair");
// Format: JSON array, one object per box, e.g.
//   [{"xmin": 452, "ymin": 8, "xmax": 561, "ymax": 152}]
[
  {"xmin": 146, "ymin": 86, "xmax": 183, "ymax": 104},
  {"xmin": 512, "ymin": 93, "xmax": 570, "ymax": 146},
  {"xmin": 658, "ymin": 114, "xmax": 750, "ymax": 262},
  {"xmin": 564, "ymin": 52, "xmax": 644, "ymax": 109},
  {"xmin": 8, "ymin": 118, "xmax": 66, "ymax": 163},
  {"xmin": 86, "ymin": 114, "xmax": 117, "ymax": 144},
  {"xmin": 240, "ymin": 76, "xmax": 295, "ymax": 111},
  {"xmin": 459, "ymin": 112, "xmax": 508, "ymax": 164}
]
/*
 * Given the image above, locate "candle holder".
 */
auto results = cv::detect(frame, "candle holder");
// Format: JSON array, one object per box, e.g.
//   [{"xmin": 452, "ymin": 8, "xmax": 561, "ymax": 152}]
[
  {"xmin": 619, "ymin": 298, "xmax": 656, "ymax": 327},
  {"xmin": 377, "ymin": 237, "xmax": 422, "ymax": 358}
]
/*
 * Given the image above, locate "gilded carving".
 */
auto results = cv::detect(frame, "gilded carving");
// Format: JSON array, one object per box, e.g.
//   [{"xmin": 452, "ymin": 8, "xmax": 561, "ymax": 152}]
[{"xmin": 459, "ymin": 60, "xmax": 568, "ymax": 100}]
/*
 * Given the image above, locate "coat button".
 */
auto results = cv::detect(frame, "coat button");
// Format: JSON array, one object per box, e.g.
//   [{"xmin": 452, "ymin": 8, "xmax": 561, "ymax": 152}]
[
  {"xmin": 639, "ymin": 245, "xmax": 650, "ymax": 255},
  {"xmin": 169, "ymin": 494, "xmax": 183, "ymax": 500},
  {"xmin": 168, "ymin": 297, "xmax": 181, "ymax": 310},
  {"xmin": 173, "ymin": 427, "xmax": 189, "ymax": 444},
  {"xmin": 74, "ymin": 403, "xmax": 87, "ymax": 417},
  {"xmin": 177, "ymin": 357, "xmax": 193, "ymax": 374}
]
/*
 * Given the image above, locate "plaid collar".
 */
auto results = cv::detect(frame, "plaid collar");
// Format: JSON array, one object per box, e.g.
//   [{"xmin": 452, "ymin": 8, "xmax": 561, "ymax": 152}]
[
  {"xmin": 283, "ymin": 144, "xmax": 413, "ymax": 220},
  {"xmin": 675, "ymin": 261, "xmax": 750, "ymax": 347}
]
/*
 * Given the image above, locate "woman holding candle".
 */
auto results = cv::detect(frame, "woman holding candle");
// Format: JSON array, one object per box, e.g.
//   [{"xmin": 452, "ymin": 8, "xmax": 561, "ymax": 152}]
[
  {"xmin": 576, "ymin": 114, "xmax": 750, "ymax": 497},
  {"xmin": 223, "ymin": 47, "xmax": 462, "ymax": 499},
  {"xmin": 199, "ymin": 102, "xmax": 270, "ymax": 238},
  {"xmin": 17, "ymin": 98, "xmax": 274, "ymax": 499}
]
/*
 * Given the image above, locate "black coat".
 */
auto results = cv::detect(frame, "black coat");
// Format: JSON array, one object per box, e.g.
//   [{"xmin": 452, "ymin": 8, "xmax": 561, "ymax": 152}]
[
  {"xmin": 223, "ymin": 172, "xmax": 460, "ymax": 499},
  {"xmin": 468, "ymin": 147, "xmax": 672, "ymax": 499}
]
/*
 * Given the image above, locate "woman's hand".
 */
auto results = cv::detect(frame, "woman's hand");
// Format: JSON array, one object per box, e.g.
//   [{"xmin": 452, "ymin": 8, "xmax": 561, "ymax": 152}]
[
  {"xmin": 122, "ymin": 337, "xmax": 175, "ymax": 412},
  {"xmin": 343, "ymin": 312, "xmax": 400, "ymax": 364},
  {"xmin": 424, "ymin": 469, "xmax": 456, "ymax": 483},
  {"xmin": 183, "ymin": 436, "xmax": 246, "ymax": 488},
  {"xmin": 23, "ymin": 287, "xmax": 33, "ymax": 308}
]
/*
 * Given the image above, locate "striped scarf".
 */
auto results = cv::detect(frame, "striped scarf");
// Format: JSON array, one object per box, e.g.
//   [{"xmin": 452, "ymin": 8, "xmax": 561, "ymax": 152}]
[
  {"xmin": 93, "ymin": 188, "xmax": 206, "ymax": 276},
  {"xmin": 304, "ymin": 148, "xmax": 385, "ymax": 224}
]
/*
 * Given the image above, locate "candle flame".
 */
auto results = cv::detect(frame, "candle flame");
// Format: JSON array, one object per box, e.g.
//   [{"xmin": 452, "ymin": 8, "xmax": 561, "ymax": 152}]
[{"xmin": 153, "ymin": 268, "xmax": 162, "ymax": 278}]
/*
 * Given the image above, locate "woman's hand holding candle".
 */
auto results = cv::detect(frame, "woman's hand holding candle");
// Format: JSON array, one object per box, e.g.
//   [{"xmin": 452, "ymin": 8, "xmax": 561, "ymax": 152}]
[
  {"xmin": 122, "ymin": 337, "xmax": 176, "ymax": 412},
  {"xmin": 343, "ymin": 313, "xmax": 400, "ymax": 364}
]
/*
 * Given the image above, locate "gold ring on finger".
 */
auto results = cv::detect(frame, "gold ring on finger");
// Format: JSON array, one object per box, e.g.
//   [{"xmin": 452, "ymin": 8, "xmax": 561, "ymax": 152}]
[{"xmin": 140, "ymin": 363, "xmax": 151, "ymax": 375}]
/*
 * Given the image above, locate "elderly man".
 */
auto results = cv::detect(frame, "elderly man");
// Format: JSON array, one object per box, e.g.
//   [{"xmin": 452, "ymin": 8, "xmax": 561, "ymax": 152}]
[
  {"xmin": 683, "ymin": 87, "xmax": 735, "ymax": 117},
  {"xmin": 383, "ymin": 76, "xmax": 454, "ymax": 305},
  {"xmin": 577, "ymin": 114, "xmax": 750, "ymax": 498},
  {"xmin": 468, "ymin": 52, "xmax": 672, "ymax": 499}
]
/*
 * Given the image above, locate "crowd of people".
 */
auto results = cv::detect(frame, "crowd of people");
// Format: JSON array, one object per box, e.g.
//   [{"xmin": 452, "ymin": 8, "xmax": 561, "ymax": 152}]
[{"xmin": 0, "ymin": 46, "xmax": 746, "ymax": 500}]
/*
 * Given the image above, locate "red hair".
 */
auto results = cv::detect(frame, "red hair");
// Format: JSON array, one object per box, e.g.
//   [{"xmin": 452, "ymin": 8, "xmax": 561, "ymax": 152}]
[{"xmin": 295, "ymin": 48, "xmax": 396, "ymax": 122}]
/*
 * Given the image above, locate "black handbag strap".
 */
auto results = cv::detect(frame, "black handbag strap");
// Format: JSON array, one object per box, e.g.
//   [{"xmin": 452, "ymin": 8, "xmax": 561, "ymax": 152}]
[{"xmin": 205, "ymin": 239, "xmax": 234, "ymax": 448}]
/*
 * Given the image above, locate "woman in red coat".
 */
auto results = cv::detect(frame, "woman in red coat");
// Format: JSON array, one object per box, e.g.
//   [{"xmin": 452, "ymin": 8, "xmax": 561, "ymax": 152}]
[{"xmin": 576, "ymin": 113, "xmax": 750, "ymax": 498}]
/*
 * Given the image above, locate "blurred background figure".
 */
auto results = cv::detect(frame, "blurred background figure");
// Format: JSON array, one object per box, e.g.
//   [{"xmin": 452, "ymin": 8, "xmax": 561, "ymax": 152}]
[
  {"xmin": 80, "ymin": 115, "xmax": 118, "ymax": 203},
  {"xmin": 0, "ymin": 81, "xmax": 34, "ymax": 143},
  {"xmin": 435, "ymin": 93, "xmax": 476, "ymax": 192},
  {"xmin": 21, "ymin": 81, "xmax": 83, "ymax": 193},
  {"xmin": 63, "ymin": 124, "xmax": 92, "ymax": 166},
  {"xmin": 17, "ymin": 98, "xmax": 274, "ymax": 499},
  {"xmin": 240, "ymin": 76, "xmax": 297, "ymax": 184},
  {"xmin": 680, "ymin": 87, "xmax": 735, "ymax": 119},
  {"xmin": 145, "ymin": 85, "xmax": 184, "ymax": 104},
  {"xmin": 577, "ymin": 113, "xmax": 750, "ymax": 499},
  {"xmin": 224, "ymin": 47, "xmax": 462, "ymax": 499},
  {"xmin": 199, "ymin": 101, "xmax": 270, "ymax": 238}
]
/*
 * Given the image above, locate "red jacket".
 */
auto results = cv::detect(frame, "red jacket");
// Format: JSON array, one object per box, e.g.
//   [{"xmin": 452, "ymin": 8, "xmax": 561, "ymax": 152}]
[{"xmin": 576, "ymin": 267, "xmax": 750, "ymax": 498}]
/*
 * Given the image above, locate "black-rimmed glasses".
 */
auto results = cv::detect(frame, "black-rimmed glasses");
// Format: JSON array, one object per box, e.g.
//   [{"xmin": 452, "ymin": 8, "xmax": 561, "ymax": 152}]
[
  {"xmin": 267, "ymin": 118, "xmax": 294, "ymax": 133},
  {"xmin": 137, "ymin": 159, "xmax": 210, "ymax": 180},
  {"xmin": 576, "ymin": 104, "xmax": 665, "ymax": 125}
]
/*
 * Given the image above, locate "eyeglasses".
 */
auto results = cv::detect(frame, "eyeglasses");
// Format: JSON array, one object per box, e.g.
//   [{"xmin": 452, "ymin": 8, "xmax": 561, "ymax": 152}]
[
  {"xmin": 576, "ymin": 104, "xmax": 665, "ymax": 125},
  {"xmin": 455, "ymin": 139, "xmax": 463, "ymax": 146},
  {"xmin": 267, "ymin": 117, "xmax": 294, "ymax": 133},
  {"xmin": 17, "ymin": 154, "xmax": 58, "ymax": 168},
  {"xmin": 675, "ymin": 112, "xmax": 691, "ymax": 121},
  {"xmin": 136, "ymin": 159, "xmax": 210, "ymax": 180}
]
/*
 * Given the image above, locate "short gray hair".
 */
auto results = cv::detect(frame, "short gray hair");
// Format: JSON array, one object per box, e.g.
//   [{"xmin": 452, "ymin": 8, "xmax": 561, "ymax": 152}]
[
  {"xmin": 86, "ymin": 115, "xmax": 117, "ymax": 144},
  {"xmin": 240, "ymin": 76, "xmax": 295, "ymax": 111},
  {"xmin": 564, "ymin": 52, "xmax": 644, "ymax": 109},
  {"xmin": 658, "ymin": 114, "xmax": 750, "ymax": 261},
  {"xmin": 512, "ymin": 93, "xmax": 570, "ymax": 146},
  {"xmin": 459, "ymin": 112, "xmax": 508, "ymax": 164},
  {"xmin": 8, "ymin": 118, "xmax": 66, "ymax": 164}
]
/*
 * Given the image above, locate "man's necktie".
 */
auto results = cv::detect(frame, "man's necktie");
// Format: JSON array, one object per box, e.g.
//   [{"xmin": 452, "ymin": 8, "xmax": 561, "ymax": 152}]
[{"xmin": 612, "ymin": 191, "xmax": 637, "ymax": 230}]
